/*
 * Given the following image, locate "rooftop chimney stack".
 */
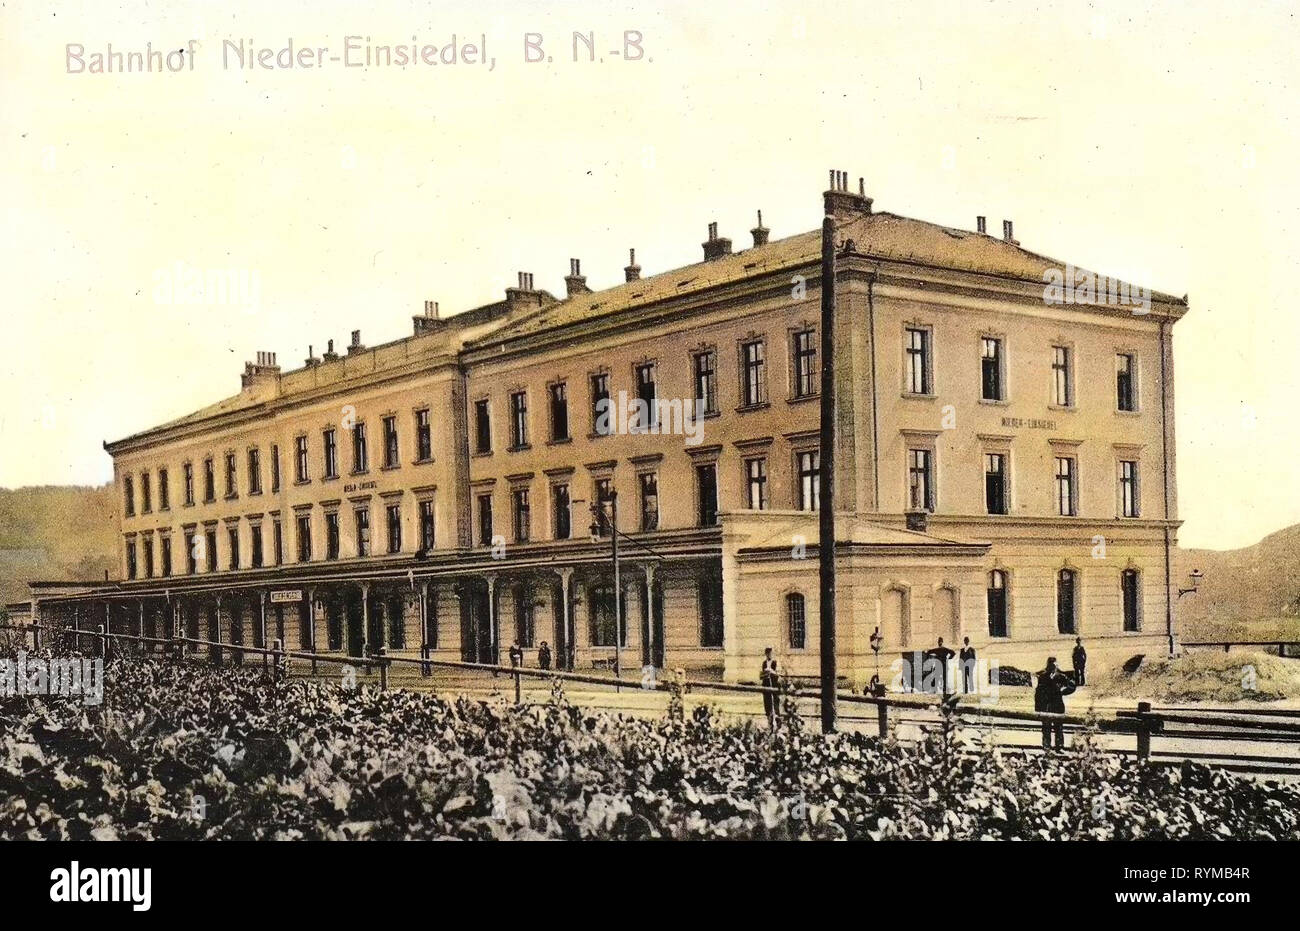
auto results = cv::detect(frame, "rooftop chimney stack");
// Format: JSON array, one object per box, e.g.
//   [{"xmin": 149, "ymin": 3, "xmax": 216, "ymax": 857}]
[
  {"xmin": 505, "ymin": 270, "xmax": 547, "ymax": 313},
  {"xmin": 976, "ymin": 216, "xmax": 987, "ymax": 234},
  {"xmin": 413, "ymin": 299, "xmax": 445, "ymax": 335},
  {"xmin": 702, "ymin": 221, "xmax": 732, "ymax": 261},
  {"xmin": 823, "ymin": 168, "xmax": 873, "ymax": 218},
  {"xmin": 750, "ymin": 210, "xmax": 770, "ymax": 247},
  {"xmin": 624, "ymin": 248, "xmax": 641, "ymax": 282},
  {"xmin": 241, "ymin": 350, "xmax": 282, "ymax": 390},
  {"xmin": 564, "ymin": 258, "xmax": 591, "ymax": 297},
  {"xmin": 322, "ymin": 339, "xmax": 339, "ymax": 362},
  {"xmin": 1002, "ymin": 219, "xmax": 1017, "ymax": 244},
  {"xmin": 347, "ymin": 329, "xmax": 366, "ymax": 354},
  {"xmin": 305, "ymin": 344, "xmax": 320, "ymax": 367}
]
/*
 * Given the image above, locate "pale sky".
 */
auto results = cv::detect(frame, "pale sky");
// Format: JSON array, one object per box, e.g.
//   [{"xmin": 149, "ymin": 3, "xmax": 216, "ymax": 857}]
[{"xmin": 1, "ymin": 0, "xmax": 1297, "ymax": 551}]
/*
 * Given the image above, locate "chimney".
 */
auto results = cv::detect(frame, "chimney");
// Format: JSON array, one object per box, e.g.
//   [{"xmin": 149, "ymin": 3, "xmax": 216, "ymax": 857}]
[
  {"xmin": 750, "ymin": 210, "xmax": 770, "ymax": 247},
  {"xmin": 304, "ymin": 344, "xmax": 320, "ymax": 367},
  {"xmin": 702, "ymin": 222, "xmax": 732, "ymax": 261},
  {"xmin": 976, "ymin": 216, "xmax": 987, "ymax": 234},
  {"xmin": 1002, "ymin": 220, "xmax": 1017, "ymax": 245},
  {"xmin": 241, "ymin": 350, "xmax": 281, "ymax": 390},
  {"xmin": 823, "ymin": 169, "xmax": 873, "ymax": 218},
  {"xmin": 414, "ymin": 299, "xmax": 445, "ymax": 335},
  {"xmin": 624, "ymin": 248, "xmax": 641, "ymax": 282},
  {"xmin": 347, "ymin": 329, "xmax": 366, "ymax": 354},
  {"xmin": 564, "ymin": 258, "xmax": 591, "ymax": 297},
  {"xmin": 322, "ymin": 339, "xmax": 339, "ymax": 362},
  {"xmin": 505, "ymin": 271, "xmax": 546, "ymax": 313}
]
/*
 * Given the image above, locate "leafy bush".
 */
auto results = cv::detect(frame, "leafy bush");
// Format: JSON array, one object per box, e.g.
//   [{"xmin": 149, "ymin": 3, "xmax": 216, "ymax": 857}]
[{"xmin": 2, "ymin": 654, "xmax": 1297, "ymax": 840}]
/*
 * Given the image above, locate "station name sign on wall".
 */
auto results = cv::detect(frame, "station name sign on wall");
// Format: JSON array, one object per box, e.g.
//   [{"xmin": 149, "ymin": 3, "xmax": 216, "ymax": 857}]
[{"xmin": 1001, "ymin": 417, "xmax": 1058, "ymax": 431}]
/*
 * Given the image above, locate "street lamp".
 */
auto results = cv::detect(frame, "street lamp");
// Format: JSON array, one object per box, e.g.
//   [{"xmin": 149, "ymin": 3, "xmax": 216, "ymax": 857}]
[
  {"xmin": 870, "ymin": 626, "xmax": 883, "ymax": 682},
  {"xmin": 589, "ymin": 491, "xmax": 623, "ymax": 690},
  {"xmin": 1178, "ymin": 569, "xmax": 1204, "ymax": 599}
]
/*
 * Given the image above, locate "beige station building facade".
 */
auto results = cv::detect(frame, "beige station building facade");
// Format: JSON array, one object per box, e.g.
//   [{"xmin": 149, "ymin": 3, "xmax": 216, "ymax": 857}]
[{"xmin": 24, "ymin": 174, "xmax": 1189, "ymax": 685}]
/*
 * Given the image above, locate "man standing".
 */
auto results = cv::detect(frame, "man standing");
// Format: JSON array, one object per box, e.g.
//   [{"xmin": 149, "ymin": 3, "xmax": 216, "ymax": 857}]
[
  {"xmin": 760, "ymin": 646, "xmax": 780, "ymax": 727},
  {"xmin": 538, "ymin": 640, "xmax": 552, "ymax": 670},
  {"xmin": 1072, "ymin": 637, "xmax": 1087, "ymax": 686},
  {"xmin": 926, "ymin": 637, "xmax": 956, "ymax": 695},
  {"xmin": 508, "ymin": 641, "xmax": 524, "ymax": 668},
  {"xmin": 959, "ymin": 637, "xmax": 977, "ymax": 694},
  {"xmin": 1034, "ymin": 657, "xmax": 1076, "ymax": 749}
]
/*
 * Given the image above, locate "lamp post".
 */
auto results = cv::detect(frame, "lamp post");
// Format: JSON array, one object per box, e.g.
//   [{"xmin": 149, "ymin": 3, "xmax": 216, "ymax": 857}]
[
  {"xmin": 870, "ymin": 626, "xmax": 883, "ymax": 683},
  {"xmin": 590, "ymin": 491, "xmax": 622, "ymax": 691}
]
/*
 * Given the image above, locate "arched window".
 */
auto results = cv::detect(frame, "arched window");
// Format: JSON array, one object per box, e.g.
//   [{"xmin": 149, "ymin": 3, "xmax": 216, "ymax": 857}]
[
  {"xmin": 987, "ymin": 570, "xmax": 1009, "ymax": 638},
  {"xmin": 1056, "ymin": 568, "xmax": 1077, "ymax": 635},
  {"xmin": 786, "ymin": 593, "xmax": 806, "ymax": 650},
  {"xmin": 1121, "ymin": 569, "xmax": 1141, "ymax": 631}
]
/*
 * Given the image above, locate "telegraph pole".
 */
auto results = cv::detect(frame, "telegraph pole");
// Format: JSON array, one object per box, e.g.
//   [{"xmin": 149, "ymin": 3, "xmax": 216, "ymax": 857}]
[
  {"xmin": 819, "ymin": 214, "xmax": 837, "ymax": 734},
  {"xmin": 611, "ymin": 491, "xmax": 622, "ymax": 691}
]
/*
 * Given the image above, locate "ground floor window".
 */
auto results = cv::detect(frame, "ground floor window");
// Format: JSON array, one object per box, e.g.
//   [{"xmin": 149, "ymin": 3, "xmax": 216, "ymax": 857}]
[
  {"xmin": 700, "ymin": 569, "xmax": 724, "ymax": 647},
  {"xmin": 1122, "ymin": 569, "xmax": 1141, "ymax": 631},
  {"xmin": 1056, "ymin": 568, "xmax": 1077, "ymax": 635},
  {"xmin": 588, "ymin": 583, "xmax": 627, "ymax": 647},
  {"xmin": 987, "ymin": 569, "xmax": 1008, "ymax": 637},
  {"xmin": 786, "ymin": 592, "xmax": 806, "ymax": 649},
  {"xmin": 514, "ymin": 585, "xmax": 535, "ymax": 647}
]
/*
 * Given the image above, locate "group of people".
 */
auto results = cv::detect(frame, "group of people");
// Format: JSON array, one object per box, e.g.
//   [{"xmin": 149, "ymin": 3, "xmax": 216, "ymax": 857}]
[{"xmin": 506, "ymin": 641, "xmax": 553, "ymax": 670}]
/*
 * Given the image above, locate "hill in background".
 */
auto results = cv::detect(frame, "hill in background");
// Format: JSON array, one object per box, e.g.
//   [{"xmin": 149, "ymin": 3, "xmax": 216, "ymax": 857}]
[{"xmin": 0, "ymin": 485, "xmax": 116, "ymax": 605}]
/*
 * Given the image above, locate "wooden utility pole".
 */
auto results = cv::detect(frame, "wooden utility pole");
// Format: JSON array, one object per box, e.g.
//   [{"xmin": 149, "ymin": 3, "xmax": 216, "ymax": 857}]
[{"xmin": 819, "ymin": 214, "xmax": 837, "ymax": 734}]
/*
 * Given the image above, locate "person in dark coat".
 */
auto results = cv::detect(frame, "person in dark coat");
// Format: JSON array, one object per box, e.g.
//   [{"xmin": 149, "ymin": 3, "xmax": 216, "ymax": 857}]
[
  {"xmin": 1034, "ymin": 657, "xmax": 1075, "ymax": 749},
  {"xmin": 760, "ymin": 647, "xmax": 780, "ymax": 726},
  {"xmin": 508, "ymin": 641, "xmax": 524, "ymax": 668},
  {"xmin": 959, "ymin": 637, "xmax": 977, "ymax": 694},
  {"xmin": 1072, "ymin": 637, "xmax": 1087, "ymax": 686},
  {"xmin": 537, "ymin": 641, "xmax": 552, "ymax": 670},
  {"xmin": 925, "ymin": 637, "xmax": 956, "ymax": 694}
]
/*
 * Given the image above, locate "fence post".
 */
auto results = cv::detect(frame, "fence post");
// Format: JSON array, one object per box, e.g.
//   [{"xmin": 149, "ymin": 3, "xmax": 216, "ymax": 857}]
[
  {"xmin": 514, "ymin": 667, "xmax": 522, "ymax": 705},
  {"xmin": 378, "ymin": 648, "xmax": 388, "ymax": 691},
  {"xmin": 421, "ymin": 642, "xmax": 431, "ymax": 677},
  {"xmin": 1224, "ymin": 643, "xmax": 1230, "ymax": 654},
  {"xmin": 877, "ymin": 700, "xmax": 889, "ymax": 739},
  {"xmin": 272, "ymin": 637, "xmax": 284, "ymax": 682},
  {"xmin": 98, "ymin": 624, "xmax": 107, "ymax": 660},
  {"xmin": 1136, "ymin": 700, "xmax": 1152, "ymax": 759}
]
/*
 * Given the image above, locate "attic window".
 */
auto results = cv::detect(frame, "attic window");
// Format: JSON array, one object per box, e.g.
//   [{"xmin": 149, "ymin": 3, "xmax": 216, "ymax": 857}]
[{"xmin": 677, "ymin": 277, "xmax": 696, "ymax": 288}]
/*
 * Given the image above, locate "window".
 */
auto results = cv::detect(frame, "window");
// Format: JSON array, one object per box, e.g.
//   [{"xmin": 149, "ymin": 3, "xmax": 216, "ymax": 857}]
[
  {"xmin": 323, "ymin": 429, "xmax": 338, "ymax": 479},
  {"xmin": 552, "ymin": 484, "xmax": 571, "ymax": 540},
  {"xmin": 509, "ymin": 392, "xmax": 529, "ymax": 448},
  {"xmin": 247, "ymin": 449, "xmax": 262, "ymax": 495},
  {"xmin": 296, "ymin": 515, "xmax": 312, "ymax": 562},
  {"xmin": 1122, "ymin": 569, "xmax": 1141, "ymax": 631},
  {"xmin": 158, "ymin": 468, "xmax": 169, "ymax": 511},
  {"xmin": 203, "ymin": 458, "xmax": 216, "ymax": 502},
  {"xmin": 635, "ymin": 363, "xmax": 657, "ymax": 430},
  {"xmin": 787, "ymin": 592, "xmax": 806, "ymax": 650},
  {"xmin": 415, "ymin": 408, "xmax": 433, "ymax": 461},
  {"xmin": 294, "ymin": 437, "xmax": 309, "ymax": 484},
  {"xmin": 514, "ymin": 585, "xmax": 536, "ymax": 648},
  {"xmin": 590, "ymin": 374, "xmax": 611, "ymax": 436},
  {"xmin": 325, "ymin": 512, "xmax": 340, "ymax": 560},
  {"xmin": 1119, "ymin": 460, "xmax": 1140, "ymax": 517},
  {"xmin": 355, "ymin": 507, "xmax": 371, "ymax": 556},
  {"xmin": 1055, "ymin": 456, "xmax": 1077, "ymax": 516},
  {"xmin": 908, "ymin": 448, "xmax": 934, "ymax": 511},
  {"xmin": 792, "ymin": 329, "xmax": 817, "ymax": 399},
  {"xmin": 352, "ymin": 422, "xmax": 369, "ymax": 473},
  {"xmin": 797, "ymin": 449, "xmax": 820, "ymax": 511},
  {"xmin": 696, "ymin": 463, "xmax": 718, "ymax": 527},
  {"xmin": 593, "ymin": 479, "xmax": 613, "ymax": 537},
  {"xmin": 228, "ymin": 526, "xmax": 240, "ymax": 570},
  {"xmin": 183, "ymin": 463, "xmax": 194, "ymax": 506},
  {"xmin": 477, "ymin": 494, "xmax": 493, "ymax": 546},
  {"xmin": 125, "ymin": 538, "xmax": 137, "ymax": 579},
  {"xmin": 741, "ymin": 339, "xmax": 767, "ymax": 407},
  {"xmin": 905, "ymin": 327, "xmax": 931, "ymax": 395},
  {"xmin": 224, "ymin": 452, "xmax": 237, "ymax": 499},
  {"xmin": 250, "ymin": 524, "xmax": 263, "ymax": 568},
  {"xmin": 418, "ymin": 500, "xmax": 435, "ymax": 551},
  {"xmin": 639, "ymin": 472, "xmax": 659, "ymax": 531},
  {"xmin": 386, "ymin": 503, "xmax": 402, "ymax": 553},
  {"xmin": 980, "ymin": 337, "xmax": 1004, "ymax": 401},
  {"xmin": 987, "ymin": 570, "xmax": 1008, "ymax": 637},
  {"xmin": 512, "ymin": 487, "xmax": 530, "ymax": 543},
  {"xmin": 588, "ymin": 584, "xmax": 627, "ymax": 647},
  {"xmin": 270, "ymin": 445, "xmax": 281, "ymax": 492},
  {"xmin": 474, "ymin": 399, "xmax": 492, "ymax": 453},
  {"xmin": 1116, "ymin": 353, "xmax": 1136, "ymax": 412},
  {"xmin": 160, "ymin": 536, "xmax": 172, "ymax": 577},
  {"xmin": 272, "ymin": 519, "xmax": 283, "ymax": 565},
  {"xmin": 123, "ymin": 476, "xmax": 135, "ymax": 516},
  {"xmin": 387, "ymin": 595, "xmax": 405, "ymax": 650},
  {"xmin": 1052, "ymin": 345, "xmax": 1074, "ymax": 407},
  {"xmin": 184, "ymin": 530, "xmax": 196, "ymax": 574},
  {"xmin": 699, "ymin": 569, "xmax": 724, "ymax": 647},
  {"xmin": 205, "ymin": 528, "xmax": 218, "ymax": 572},
  {"xmin": 745, "ymin": 457, "xmax": 769, "ymax": 510},
  {"xmin": 1057, "ymin": 568, "xmax": 1077, "ymax": 635},
  {"xmin": 549, "ymin": 383, "xmax": 569, "ymax": 441},
  {"xmin": 383, "ymin": 415, "xmax": 399, "ymax": 468},
  {"xmin": 984, "ymin": 452, "xmax": 1007, "ymax": 515},
  {"xmin": 694, "ymin": 350, "xmax": 718, "ymax": 415},
  {"xmin": 142, "ymin": 537, "xmax": 154, "ymax": 578},
  {"xmin": 141, "ymin": 472, "xmax": 152, "ymax": 514}
]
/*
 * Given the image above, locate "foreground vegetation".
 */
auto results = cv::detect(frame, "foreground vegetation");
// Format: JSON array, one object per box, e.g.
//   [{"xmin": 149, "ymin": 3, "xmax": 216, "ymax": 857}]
[{"xmin": 2, "ymin": 655, "xmax": 1297, "ymax": 840}]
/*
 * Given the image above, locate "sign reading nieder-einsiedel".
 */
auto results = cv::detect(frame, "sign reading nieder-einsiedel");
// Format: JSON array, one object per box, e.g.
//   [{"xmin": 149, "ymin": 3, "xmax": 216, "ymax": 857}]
[{"xmin": 1001, "ymin": 417, "xmax": 1057, "ymax": 430}]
